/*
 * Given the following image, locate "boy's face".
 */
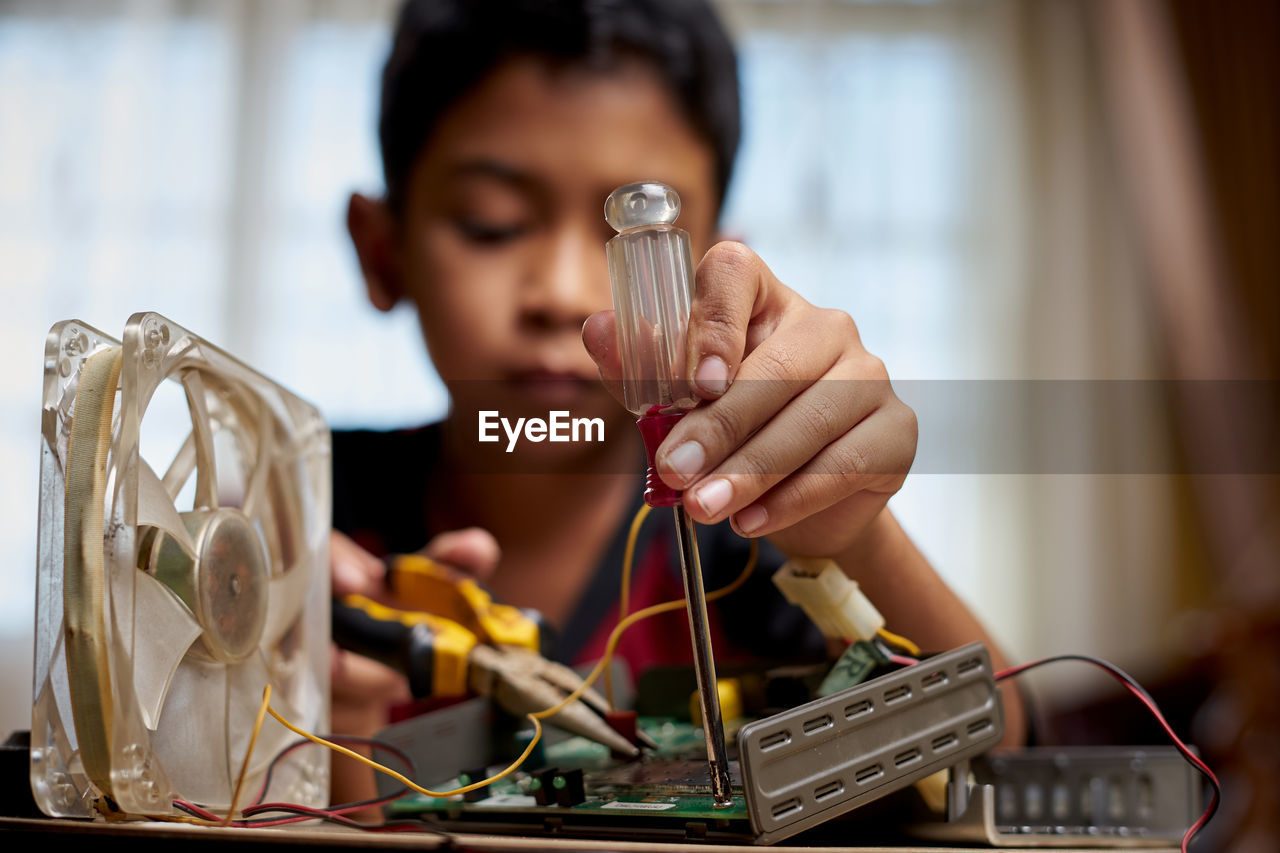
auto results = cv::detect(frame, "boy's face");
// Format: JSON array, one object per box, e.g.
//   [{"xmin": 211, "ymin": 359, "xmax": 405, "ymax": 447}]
[{"xmin": 371, "ymin": 55, "xmax": 719, "ymax": 425}]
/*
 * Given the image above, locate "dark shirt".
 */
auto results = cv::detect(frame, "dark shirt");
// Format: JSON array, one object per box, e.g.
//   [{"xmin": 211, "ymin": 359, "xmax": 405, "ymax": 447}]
[{"xmin": 331, "ymin": 423, "xmax": 825, "ymax": 675}]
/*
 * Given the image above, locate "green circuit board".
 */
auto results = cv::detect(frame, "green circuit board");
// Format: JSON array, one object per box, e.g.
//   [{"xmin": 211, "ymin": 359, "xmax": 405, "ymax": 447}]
[
  {"xmin": 383, "ymin": 649, "xmax": 902, "ymax": 841},
  {"xmin": 386, "ymin": 719, "xmax": 756, "ymax": 841}
]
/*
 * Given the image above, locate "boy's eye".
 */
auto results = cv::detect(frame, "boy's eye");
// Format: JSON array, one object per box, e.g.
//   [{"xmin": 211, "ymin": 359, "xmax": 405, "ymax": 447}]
[{"xmin": 455, "ymin": 219, "xmax": 529, "ymax": 245}]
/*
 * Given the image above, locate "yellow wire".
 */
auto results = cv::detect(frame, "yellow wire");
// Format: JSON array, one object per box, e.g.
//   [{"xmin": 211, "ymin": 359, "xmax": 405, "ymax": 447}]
[
  {"xmin": 225, "ymin": 683, "xmax": 273, "ymax": 823},
  {"xmin": 606, "ymin": 501, "xmax": 653, "ymax": 709},
  {"xmin": 618, "ymin": 502, "xmax": 652, "ymax": 627},
  {"xmin": 258, "ymin": 515, "xmax": 758, "ymax": 805},
  {"xmin": 876, "ymin": 626, "xmax": 921, "ymax": 657},
  {"xmin": 554, "ymin": 535, "xmax": 758, "ymax": 723},
  {"xmin": 267, "ymin": 703, "xmax": 545, "ymax": 799}
]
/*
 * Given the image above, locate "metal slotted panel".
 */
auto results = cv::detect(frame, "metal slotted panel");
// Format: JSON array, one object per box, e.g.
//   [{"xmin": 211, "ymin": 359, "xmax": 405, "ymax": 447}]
[{"xmin": 739, "ymin": 643, "xmax": 1004, "ymax": 844}]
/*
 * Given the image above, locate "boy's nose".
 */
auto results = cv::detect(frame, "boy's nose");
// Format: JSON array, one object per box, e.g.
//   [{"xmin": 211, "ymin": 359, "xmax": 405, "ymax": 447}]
[{"xmin": 519, "ymin": 224, "xmax": 608, "ymax": 331}]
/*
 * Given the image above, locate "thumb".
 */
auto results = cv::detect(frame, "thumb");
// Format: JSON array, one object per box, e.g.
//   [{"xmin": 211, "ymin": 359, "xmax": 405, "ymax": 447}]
[{"xmin": 582, "ymin": 310, "xmax": 626, "ymax": 409}]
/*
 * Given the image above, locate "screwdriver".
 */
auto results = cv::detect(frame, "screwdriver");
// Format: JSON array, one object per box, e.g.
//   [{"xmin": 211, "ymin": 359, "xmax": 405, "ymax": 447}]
[{"xmin": 604, "ymin": 181, "xmax": 733, "ymax": 807}]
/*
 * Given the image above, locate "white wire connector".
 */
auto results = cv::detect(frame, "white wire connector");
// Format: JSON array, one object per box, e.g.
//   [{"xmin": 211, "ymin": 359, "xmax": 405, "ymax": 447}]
[{"xmin": 771, "ymin": 558, "xmax": 885, "ymax": 642}]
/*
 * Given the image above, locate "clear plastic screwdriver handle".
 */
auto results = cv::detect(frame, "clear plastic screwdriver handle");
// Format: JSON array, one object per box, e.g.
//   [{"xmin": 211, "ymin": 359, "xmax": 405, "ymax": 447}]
[
  {"xmin": 605, "ymin": 181, "xmax": 698, "ymax": 416},
  {"xmin": 605, "ymin": 181, "xmax": 698, "ymax": 506}
]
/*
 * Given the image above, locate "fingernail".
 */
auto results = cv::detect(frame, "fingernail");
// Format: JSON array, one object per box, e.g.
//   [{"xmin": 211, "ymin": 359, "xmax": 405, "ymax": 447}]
[
  {"xmin": 693, "ymin": 478, "xmax": 733, "ymax": 518},
  {"xmin": 694, "ymin": 355, "xmax": 730, "ymax": 397},
  {"xmin": 663, "ymin": 440, "xmax": 705, "ymax": 486},
  {"xmin": 735, "ymin": 505, "xmax": 768, "ymax": 535}
]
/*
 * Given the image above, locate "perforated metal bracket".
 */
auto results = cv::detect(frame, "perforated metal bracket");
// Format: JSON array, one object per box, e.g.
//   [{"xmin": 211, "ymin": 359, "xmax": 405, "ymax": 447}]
[
  {"xmin": 909, "ymin": 746, "xmax": 1202, "ymax": 847},
  {"xmin": 738, "ymin": 642, "xmax": 1004, "ymax": 845}
]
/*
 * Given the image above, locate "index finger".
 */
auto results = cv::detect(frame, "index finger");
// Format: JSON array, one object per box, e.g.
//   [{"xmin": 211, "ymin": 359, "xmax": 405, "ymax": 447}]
[
  {"xmin": 418, "ymin": 527, "xmax": 502, "ymax": 583},
  {"xmin": 686, "ymin": 242, "xmax": 782, "ymax": 400}
]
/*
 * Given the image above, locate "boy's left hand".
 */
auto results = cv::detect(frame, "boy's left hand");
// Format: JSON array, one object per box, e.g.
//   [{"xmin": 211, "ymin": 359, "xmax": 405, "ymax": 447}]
[{"xmin": 583, "ymin": 241, "xmax": 917, "ymax": 558}]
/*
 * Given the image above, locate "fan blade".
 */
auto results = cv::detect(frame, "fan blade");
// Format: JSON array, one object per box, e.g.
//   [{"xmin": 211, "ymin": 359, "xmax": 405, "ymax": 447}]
[
  {"xmin": 260, "ymin": 560, "xmax": 312, "ymax": 650},
  {"xmin": 137, "ymin": 458, "xmax": 198, "ymax": 557},
  {"xmin": 161, "ymin": 430, "xmax": 196, "ymax": 499},
  {"xmin": 132, "ymin": 570, "xmax": 204, "ymax": 731},
  {"xmin": 180, "ymin": 369, "xmax": 218, "ymax": 510},
  {"xmin": 149, "ymin": 655, "xmax": 232, "ymax": 806},
  {"xmin": 241, "ymin": 400, "xmax": 274, "ymax": 519},
  {"xmin": 226, "ymin": 651, "xmax": 293, "ymax": 781}
]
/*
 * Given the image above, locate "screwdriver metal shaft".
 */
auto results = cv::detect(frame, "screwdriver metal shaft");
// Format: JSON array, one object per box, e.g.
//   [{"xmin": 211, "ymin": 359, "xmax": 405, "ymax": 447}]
[{"xmin": 672, "ymin": 504, "xmax": 733, "ymax": 807}]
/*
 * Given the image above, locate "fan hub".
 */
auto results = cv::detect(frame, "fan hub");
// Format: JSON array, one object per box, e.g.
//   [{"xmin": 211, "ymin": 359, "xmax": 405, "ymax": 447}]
[{"xmin": 148, "ymin": 508, "xmax": 270, "ymax": 664}]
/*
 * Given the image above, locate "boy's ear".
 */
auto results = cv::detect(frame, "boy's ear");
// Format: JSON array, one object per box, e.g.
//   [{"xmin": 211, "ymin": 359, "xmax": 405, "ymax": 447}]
[{"xmin": 347, "ymin": 193, "xmax": 403, "ymax": 312}]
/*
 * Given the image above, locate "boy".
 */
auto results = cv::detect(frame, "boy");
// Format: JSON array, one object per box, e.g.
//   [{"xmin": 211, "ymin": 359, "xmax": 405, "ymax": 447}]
[{"xmin": 328, "ymin": 0, "xmax": 1024, "ymax": 798}]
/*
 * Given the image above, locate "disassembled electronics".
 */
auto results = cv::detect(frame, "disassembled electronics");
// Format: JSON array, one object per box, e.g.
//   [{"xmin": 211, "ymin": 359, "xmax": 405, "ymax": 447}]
[
  {"xmin": 909, "ymin": 746, "xmax": 1203, "ymax": 847},
  {"xmin": 605, "ymin": 181, "xmax": 732, "ymax": 806},
  {"xmin": 377, "ymin": 642, "xmax": 1005, "ymax": 844},
  {"xmin": 31, "ymin": 314, "xmax": 331, "ymax": 817}
]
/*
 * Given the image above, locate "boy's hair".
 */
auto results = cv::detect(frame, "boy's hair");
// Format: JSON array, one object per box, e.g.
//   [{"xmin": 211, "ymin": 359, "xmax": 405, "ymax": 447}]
[{"xmin": 379, "ymin": 0, "xmax": 740, "ymax": 213}]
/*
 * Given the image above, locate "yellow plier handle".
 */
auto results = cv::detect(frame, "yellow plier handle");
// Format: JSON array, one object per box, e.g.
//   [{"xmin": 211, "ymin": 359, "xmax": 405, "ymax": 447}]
[
  {"xmin": 332, "ymin": 593, "xmax": 476, "ymax": 698},
  {"xmin": 387, "ymin": 554, "xmax": 544, "ymax": 654},
  {"xmin": 332, "ymin": 564, "xmax": 644, "ymax": 757}
]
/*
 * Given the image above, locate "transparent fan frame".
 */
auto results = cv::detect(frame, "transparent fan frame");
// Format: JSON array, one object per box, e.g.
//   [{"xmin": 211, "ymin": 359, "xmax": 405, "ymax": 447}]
[{"xmin": 32, "ymin": 312, "xmax": 332, "ymax": 817}]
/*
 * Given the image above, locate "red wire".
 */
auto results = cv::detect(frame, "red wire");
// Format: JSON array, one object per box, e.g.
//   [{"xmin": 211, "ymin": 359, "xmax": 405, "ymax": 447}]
[
  {"xmin": 174, "ymin": 798, "xmax": 423, "ymax": 830},
  {"xmin": 180, "ymin": 654, "xmax": 1216, "ymax": 848},
  {"xmin": 173, "ymin": 799, "xmax": 221, "ymax": 821},
  {"xmin": 995, "ymin": 656, "xmax": 1219, "ymax": 853},
  {"xmin": 236, "ymin": 803, "xmax": 366, "ymax": 829},
  {"xmin": 248, "ymin": 738, "xmax": 305, "ymax": 805},
  {"xmin": 247, "ymin": 791, "xmax": 406, "ymax": 819}
]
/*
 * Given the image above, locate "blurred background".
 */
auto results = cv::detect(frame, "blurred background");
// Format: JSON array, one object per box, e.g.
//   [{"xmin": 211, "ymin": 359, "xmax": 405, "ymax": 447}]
[{"xmin": 0, "ymin": 0, "xmax": 1276, "ymax": 846}]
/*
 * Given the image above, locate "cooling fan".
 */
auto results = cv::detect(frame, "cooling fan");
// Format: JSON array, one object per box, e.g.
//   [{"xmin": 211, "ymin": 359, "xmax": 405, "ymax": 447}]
[{"xmin": 31, "ymin": 312, "xmax": 331, "ymax": 817}]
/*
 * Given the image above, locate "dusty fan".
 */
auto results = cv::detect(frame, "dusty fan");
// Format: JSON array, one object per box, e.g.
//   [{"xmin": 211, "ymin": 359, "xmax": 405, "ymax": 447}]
[{"xmin": 31, "ymin": 313, "xmax": 331, "ymax": 817}]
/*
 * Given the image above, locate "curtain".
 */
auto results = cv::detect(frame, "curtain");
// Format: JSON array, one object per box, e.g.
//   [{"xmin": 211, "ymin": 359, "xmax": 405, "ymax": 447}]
[{"xmin": 1089, "ymin": 0, "xmax": 1280, "ymax": 847}]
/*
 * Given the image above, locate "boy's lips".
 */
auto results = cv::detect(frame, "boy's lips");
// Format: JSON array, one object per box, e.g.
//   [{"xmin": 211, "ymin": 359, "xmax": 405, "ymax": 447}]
[{"xmin": 507, "ymin": 369, "xmax": 599, "ymax": 404}]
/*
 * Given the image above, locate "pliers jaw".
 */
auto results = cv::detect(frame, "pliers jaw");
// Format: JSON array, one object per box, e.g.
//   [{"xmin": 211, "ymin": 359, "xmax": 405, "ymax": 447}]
[{"xmin": 468, "ymin": 644, "xmax": 647, "ymax": 758}]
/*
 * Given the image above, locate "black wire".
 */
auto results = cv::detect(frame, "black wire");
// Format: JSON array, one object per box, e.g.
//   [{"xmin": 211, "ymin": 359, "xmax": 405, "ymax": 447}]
[
  {"xmin": 237, "ymin": 804, "xmax": 453, "ymax": 835},
  {"xmin": 173, "ymin": 800, "xmax": 211, "ymax": 820},
  {"xmin": 177, "ymin": 734, "xmax": 418, "ymax": 825},
  {"xmin": 996, "ymin": 653, "xmax": 1220, "ymax": 850},
  {"xmin": 997, "ymin": 652, "xmax": 1161, "ymax": 705},
  {"xmin": 247, "ymin": 733, "xmax": 416, "ymax": 812}
]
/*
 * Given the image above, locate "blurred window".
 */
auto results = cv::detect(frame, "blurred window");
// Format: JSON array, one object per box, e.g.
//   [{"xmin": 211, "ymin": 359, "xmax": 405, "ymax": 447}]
[{"xmin": 0, "ymin": 0, "xmax": 1036, "ymax": 728}]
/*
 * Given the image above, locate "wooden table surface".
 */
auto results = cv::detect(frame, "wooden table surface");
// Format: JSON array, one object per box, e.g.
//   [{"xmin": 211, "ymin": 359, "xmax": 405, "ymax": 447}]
[{"xmin": 0, "ymin": 816, "xmax": 1177, "ymax": 852}]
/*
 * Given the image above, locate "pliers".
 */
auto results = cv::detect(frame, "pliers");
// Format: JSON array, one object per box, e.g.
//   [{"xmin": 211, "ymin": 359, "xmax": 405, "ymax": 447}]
[{"xmin": 332, "ymin": 554, "xmax": 644, "ymax": 757}]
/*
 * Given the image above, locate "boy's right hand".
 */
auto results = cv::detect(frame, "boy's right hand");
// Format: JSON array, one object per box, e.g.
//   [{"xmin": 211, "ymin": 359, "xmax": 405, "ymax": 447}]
[
  {"xmin": 327, "ymin": 527, "xmax": 502, "ymax": 808},
  {"xmin": 330, "ymin": 527, "xmax": 503, "ymax": 599},
  {"xmin": 329, "ymin": 527, "xmax": 503, "ymax": 717},
  {"xmin": 328, "ymin": 528, "xmax": 503, "ymax": 710}
]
